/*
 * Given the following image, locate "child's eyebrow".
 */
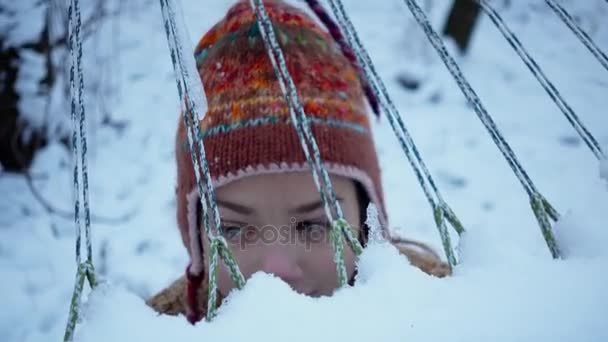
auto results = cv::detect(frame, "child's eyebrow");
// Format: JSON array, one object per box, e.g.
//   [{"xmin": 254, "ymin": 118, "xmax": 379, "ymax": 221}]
[
  {"xmin": 289, "ymin": 197, "xmax": 343, "ymax": 215},
  {"xmin": 216, "ymin": 200, "xmax": 255, "ymax": 215}
]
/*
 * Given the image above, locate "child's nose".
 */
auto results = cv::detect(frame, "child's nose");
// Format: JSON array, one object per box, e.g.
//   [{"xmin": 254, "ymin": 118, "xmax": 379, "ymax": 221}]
[{"xmin": 259, "ymin": 246, "xmax": 304, "ymax": 284}]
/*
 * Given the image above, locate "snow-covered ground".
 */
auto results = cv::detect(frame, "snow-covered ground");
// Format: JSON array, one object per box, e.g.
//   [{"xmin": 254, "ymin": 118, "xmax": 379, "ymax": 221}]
[{"xmin": 1, "ymin": 0, "xmax": 608, "ymax": 341}]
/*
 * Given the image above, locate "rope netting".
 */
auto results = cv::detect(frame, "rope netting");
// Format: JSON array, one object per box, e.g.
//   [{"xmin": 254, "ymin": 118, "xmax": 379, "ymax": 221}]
[
  {"xmin": 158, "ymin": 0, "xmax": 245, "ymax": 321},
  {"xmin": 249, "ymin": 0, "xmax": 364, "ymax": 289},
  {"xmin": 61, "ymin": 0, "xmax": 607, "ymax": 335},
  {"xmin": 402, "ymin": 0, "xmax": 562, "ymax": 258},
  {"xmin": 63, "ymin": 0, "xmax": 97, "ymax": 340},
  {"xmin": 317, "ymin": 0, "xmax": 465, "ymax": 267},
  {"xmin": 476, "ymin": 0, "xmax": 606, "ymax": 161},
  {"xmin": 544, "ymin": 0, "xmax": 608, "ymax": 73}
]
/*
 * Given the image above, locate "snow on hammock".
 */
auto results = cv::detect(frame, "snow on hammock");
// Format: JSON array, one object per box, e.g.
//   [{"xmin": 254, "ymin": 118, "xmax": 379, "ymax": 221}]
[{"xmin": 75, "ymin": 217, "xmax": 608, "ymax": 341}]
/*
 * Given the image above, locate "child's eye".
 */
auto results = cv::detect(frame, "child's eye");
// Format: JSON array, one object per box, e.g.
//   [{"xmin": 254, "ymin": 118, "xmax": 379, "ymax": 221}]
[
  {"xmin": 220, "ymin": 224, "xmax": 243, "ymax": 240},
  {"xmin": 296, "ymin": 220, "xmax": 330, "ymax": 234}
]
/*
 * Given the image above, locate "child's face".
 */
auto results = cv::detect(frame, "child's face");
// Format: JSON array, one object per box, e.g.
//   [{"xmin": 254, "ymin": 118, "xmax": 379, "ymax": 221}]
[{"xmin": 202, "ymin": 172, "xmax": 361, "ymax": 297}]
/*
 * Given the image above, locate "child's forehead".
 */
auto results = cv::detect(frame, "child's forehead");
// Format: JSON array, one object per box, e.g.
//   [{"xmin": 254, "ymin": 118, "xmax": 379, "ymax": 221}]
[
  {"xmin": 214, "ymin": 172, "xmax": 355, "ymax": 213},
  {"xmin": 217, "ymin": 172, "xmax": 352, "ymax": 192}
]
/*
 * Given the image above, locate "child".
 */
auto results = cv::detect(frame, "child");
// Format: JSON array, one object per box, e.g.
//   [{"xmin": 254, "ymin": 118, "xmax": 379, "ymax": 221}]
[{"xmin": 147, "ymin": 0, "xmax": 449, "ymax": 323}]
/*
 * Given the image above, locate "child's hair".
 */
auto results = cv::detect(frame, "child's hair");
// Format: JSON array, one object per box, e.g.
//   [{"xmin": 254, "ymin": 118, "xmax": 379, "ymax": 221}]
[{"xmin": 355, "ymin": 182, "xmax": 371, "ymax": 245}]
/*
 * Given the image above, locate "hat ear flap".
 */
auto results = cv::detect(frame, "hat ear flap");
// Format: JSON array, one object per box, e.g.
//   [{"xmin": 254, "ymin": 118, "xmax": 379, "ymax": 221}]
[
  {"xmin": 185, "ymin": 192, "xmax": 208, "ymax": 324},
  {"xmin": 186, "ymin": 190, "xmax": 205, "ymax": 275}
]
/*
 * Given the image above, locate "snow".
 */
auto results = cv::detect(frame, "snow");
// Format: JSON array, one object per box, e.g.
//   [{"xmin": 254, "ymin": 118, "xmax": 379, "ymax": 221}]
[
  {"xmin": 75, "ymin": 242, "xmax": 608, "ymax": 342},
  {"xmin": 161, "ymin": 0, "xmax": 210, "ymax": 124},
  {"xmin": 15, "ymin": 49, "xmax": 47, "ymax": 138},
  {"xmin": 601, "ymin": 158, "xmax": 608, "ymax": 188},
  {"xmin": 553, "ymin": 210, "xmax": 608, "ymax": 259},
  {"xmin": 2, "ymin": 0, "xmax": 608, "ymax": 341},
  {"xmin": 0, "ymin": 2, "xmax": 46, "ymax": 48}
]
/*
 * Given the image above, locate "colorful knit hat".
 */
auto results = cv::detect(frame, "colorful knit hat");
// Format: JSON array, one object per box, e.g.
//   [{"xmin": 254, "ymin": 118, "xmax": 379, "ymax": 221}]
[{"xmin": 175, "ymin": 0, "xmax": 386, "ymax": 274}]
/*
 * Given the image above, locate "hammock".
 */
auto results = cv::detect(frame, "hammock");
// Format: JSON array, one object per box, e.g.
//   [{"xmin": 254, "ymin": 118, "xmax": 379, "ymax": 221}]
[{"xmin": 62, "ymin": 0, "xmax": 607, "ymax": 340}]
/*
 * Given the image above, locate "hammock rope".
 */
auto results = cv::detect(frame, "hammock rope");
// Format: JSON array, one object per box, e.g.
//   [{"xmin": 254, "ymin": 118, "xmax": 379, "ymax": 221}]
[
  {"xmin": 316, "ymin": 0, "xmax": 464, "ymax": 266},
  {"xmin": 303, "ymin": 0, "xmax": 380, "ymax": 117},
  {"xmin": 63, "ymin": 0, "xmax": 97, "ymax": 340},
  {"xmin": 158, "ymin": 0, "xmax": 245, "ymax": 321},
  {"xmin": 250, "ymin": 0, "xmax": 363, "ymax": 288},
  {"xmin": 477, "ymin": 0, "xmax": 606, "ymax": 161},
  {"xmin": 402, "ymin": 0, "xmax": 561, "ymax": 258},
  {"xmin": 61, "ymin": 0, "xmax": 590, "ymax": 331},
  {"xmin": 544, "ymin": 0, "xmax": 608, "ymax": 73}
]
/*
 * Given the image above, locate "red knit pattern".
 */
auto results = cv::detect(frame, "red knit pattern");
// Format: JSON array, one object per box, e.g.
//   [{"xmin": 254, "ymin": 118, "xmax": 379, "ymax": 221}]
[{"xmin": 175, "ymin": 0, "xmax": 385, "ymax": 284}]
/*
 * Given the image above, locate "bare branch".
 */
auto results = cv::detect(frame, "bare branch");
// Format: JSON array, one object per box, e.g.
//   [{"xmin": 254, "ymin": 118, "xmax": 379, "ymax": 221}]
[{"xmin": 22, "ymin": 171, "xmax": 138, "ymax": 225}]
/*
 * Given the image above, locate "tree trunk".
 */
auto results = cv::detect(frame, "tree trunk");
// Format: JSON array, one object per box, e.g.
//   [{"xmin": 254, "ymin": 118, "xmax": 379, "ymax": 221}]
[
  {"xmin": 0, "ymin": 4, "xmax": 53, "ymax": 172},
  {"xmin": 442, "ymin": 0, "xmax": 482, "ymax": 54}
]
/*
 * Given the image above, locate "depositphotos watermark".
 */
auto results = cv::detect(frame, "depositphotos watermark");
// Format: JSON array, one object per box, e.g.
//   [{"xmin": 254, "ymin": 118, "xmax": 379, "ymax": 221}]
[{"xmin": 216, "ymin": 217, "xmax": 388, "ymax": 251}]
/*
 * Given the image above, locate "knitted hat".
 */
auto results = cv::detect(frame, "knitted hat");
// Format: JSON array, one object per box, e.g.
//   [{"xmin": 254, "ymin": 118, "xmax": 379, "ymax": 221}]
[{"xmin": 175, "ymin": 0, "xmax": 386, "ymax": 274}]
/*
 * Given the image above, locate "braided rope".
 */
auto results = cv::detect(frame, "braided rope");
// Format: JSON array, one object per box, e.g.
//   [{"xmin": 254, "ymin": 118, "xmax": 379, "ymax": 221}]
[
  {"xmin": 64, "ymin": 0, "xmax": 97, "ymax": 340},
  {"xmin": 158, "ymin": 0, "xmax": 245, "ymax": 321},
  {"xmin": 69, "ymin": 0, "xmax": 82, "ymax": 269},
  {"xmin": 159, "ymin": 0, "xmax": 219, "ymax": 239},
  {"xmin": 68, "ymin": 0, "xmax": 92, "ymax": 268},
  {"xmin": 75, "ymin": 0, "xmax": 93, "ymax": 266},
  {"xmin": 402, "ymin": 0, "xmax": 560, "ymax": 258},
  {"xmin": 478, "ymin": 0, "xmax": 605, "ymax": 161},
  {"xmin": 322, "ymin": 0, "xmax": 463, "ymax": 266},
  {"xmin": 251, "ymin": 0, "xmax": 336, "ymax": 223},
  {"xmin": 64, "ymin": 262, "xmax": 95, "ymax": 342},
  {"xmin": 205, "ymin": 239, "xmax": 220, "ymax": 320},
  {"xmin": 544, "ymin": 0, "xmax": 608, "ymax": 73},
  {"xmin": 250, "ymin": 0, "xmax": 364, "ymax": 286}
]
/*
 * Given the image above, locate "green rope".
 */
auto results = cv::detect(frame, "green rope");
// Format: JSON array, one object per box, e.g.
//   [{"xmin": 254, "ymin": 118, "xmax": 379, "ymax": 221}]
[
  {"xmin": 205, "ymin": 239, "xmax": 220, "ymax": 320},
  {"xmin": 204, "ymin": 236, "xmax": 246, "ymax": 320},
  {"xmin": 217, "ymin": 237, "xmax": 247, "ymax": 289},
  {"xmin": 477, "ymin": 0, "xmax": 605, "ymax": 161},
  {"xmin": 324, "ymin": 0, "xmax": 464, "ymax": 266},
  {"xmin": 158, "ymin": 0, "xmax": 246, "ymax": 319},
  {"xmin": 530, "ymin": 194, "xmax": 561, "ymax": 258},
  {"xmin": 544, "ymin": 0, "xmax": 608, "ymax": 73},
  {"xmin": 432, "ymin": 206, "xmax": 457, "ymax": 266},
  {"xmin": 250, "ymin": 0, "xmax": 363, "ymax": 286},
  {"xmin": 403, "ymin": 0, "xmax": 561, "ymax": 259},
  {"xmin": 334, "ymin": 218, "xmax": 364, "ymax": 256},
  {"xmin": 63, "ymin": 262, "xmax": 96, "ymax": 341},
  {"xmin": 63, "ymin": 0, "xmax": 97, "ymax": 340},
  {"xmin": 330, "ymin": 221, "xmax": 348, "ymax": 286}
]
